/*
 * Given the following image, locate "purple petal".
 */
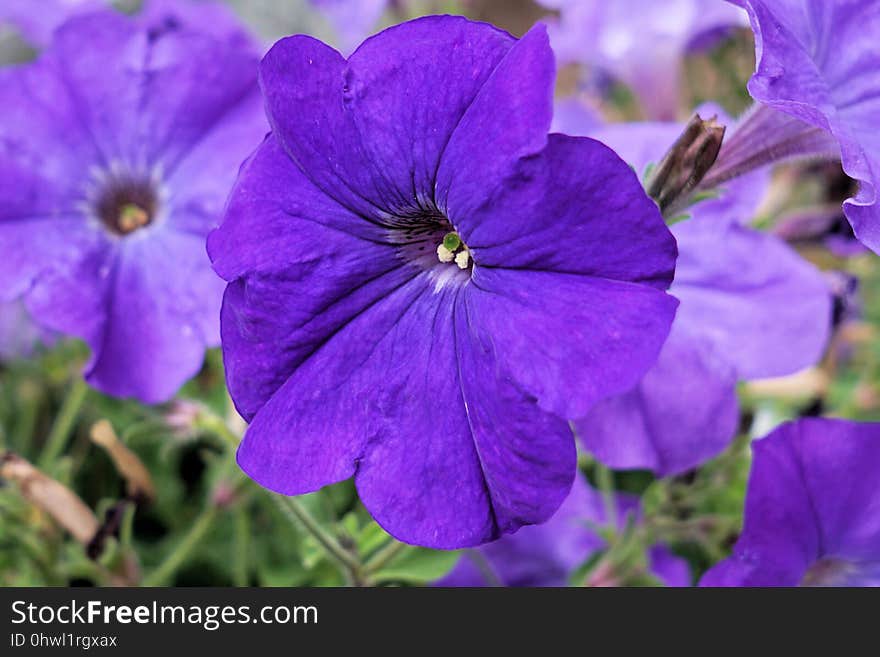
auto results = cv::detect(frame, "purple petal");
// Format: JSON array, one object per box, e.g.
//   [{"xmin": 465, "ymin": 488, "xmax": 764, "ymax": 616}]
[
  {"xmin": 0, "ymin": 60, "xmax": 106, "ymax": 302},
  {"xmin": 259, "ymin": 16, "xmax": 516, "ymax": 217},
  {"xmin": 436, "ymin": 24, "xmax": 555, "ymax": 223},
  {"xmin": 734, "ymin": 0, "xmax": 880, "ymax": 253},
  {"xmin": 458, "ymin": 134, "xmax": 677, "ymax": 290},
  {"xmin": 209, "ymin": 135, "xmax": 404, "ymax": 420},
  {"xmin": 702, "ymin": 418, "xmax": 880, "ymax": 587},
  {"xmin": 672, "ymin": 219, "xmax": 831, "ymax": 379},
  {"xmin": 576, "ymin": 329, "xmax": 739, "ymax": 476},
  {"xmin": 551, "ymin": 97, "xmax": 603, "ymax": 135},
  {"xmin": 50, "ymin": 10, "xmax": 260, "ymax": 169},
  {"xmin": 236, "ymin": 280, "xmax": 576, "ymax": 548},
  {"xmin": 649, "ymin": 546, "xmax": 692, "ymax": 587},
  {"xmin": 27, "ymin": 229, "xmax": 225, "ymax": 402},
  {"xmin": 469, "ymin": 266, "xmax": 677, "ymax": 420},
  {"xmin": 0, "ymin": 0, "xmax": 106, "ymax": 47},
  {"xmin": 575, "ymin": 221, "xmax": 828, "ymax": 476},
  {"xmin": 436, "ymin": 474, "xmax": 690, "ymax": 586}
]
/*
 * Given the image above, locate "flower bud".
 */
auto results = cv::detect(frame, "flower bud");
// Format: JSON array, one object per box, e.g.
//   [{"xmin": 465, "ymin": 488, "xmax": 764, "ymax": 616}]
[{"xmin": 646, "ymin": 113, "xmax": 725, "ymax": 217}]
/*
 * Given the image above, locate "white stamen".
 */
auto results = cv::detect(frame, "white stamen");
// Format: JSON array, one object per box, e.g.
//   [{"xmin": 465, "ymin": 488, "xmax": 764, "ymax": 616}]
[
  {"xmin": 455, "ymin": 250, "xmax": 470, "ymax": 270},
  {"xmin": 437, "ymin": 243, "xmax": 455, "ymax": 263}
]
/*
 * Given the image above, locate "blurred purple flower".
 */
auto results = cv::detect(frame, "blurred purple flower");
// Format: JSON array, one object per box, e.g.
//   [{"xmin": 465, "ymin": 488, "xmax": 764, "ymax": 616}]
[
  {"xmin": 308, "ymin": 0, "xmax": 388, "ymax": 54},
  {"xmin": 538, "ymin": 0, "xmax": 747, "ymax": 119},
  {"xmin": 550, "ymin": 96, "xmax": 603, "ymax": 135},
  {"xmin": 139, "ymin": 0, "xmax": 259, "ymax": 46},
  {"xmin": 209, "ymin": 17, "xmax": 678, "ymax": 548},
  {"xmin": 774, "ymin": 205, "xmax": 867, "ymax": 259},
  {"xmin": 571, "ymin": 117, "xmax": 831, "ymax": 476},
  {"xmin": 0, "ymin": 0, "xmax": 106, "ymax": 48},
  {"xmin": 0, "ymin": 300, "xmax": 55, "ymax": 361},
  {"xmin": 723, "ymin": 0, "xmax": 880, "ymax": 254},
  {"xmin": 0, "ymin": 5, "xmax": 266, "ymax": 402},
  {"xmin": 702, "ymin": 418, "xmax": 880, "ymax": 586},
  {"xmin": 436, "ymin": 474, "xmax": 690, "ymax": 587}
]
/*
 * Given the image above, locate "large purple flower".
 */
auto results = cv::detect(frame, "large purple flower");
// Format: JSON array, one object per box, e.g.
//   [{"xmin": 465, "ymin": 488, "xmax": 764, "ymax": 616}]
[
  {"xmin": 539, "ymin": 0, "xmax": 747, "ymax": 119},
  {"xmin": 702, "ymin": 418, "xmax": 880, "ymax": 587},
  {"xmin": 436, "ymin": 473, "xmax": 690, "ymax": 587},
  {"xmin": 208, "ymin": 17, "xmax": 679, "ymax": 548},
  {"xmin": 0, "ymin": 7, "xmax": 266, "ymax": 402},
  {"xmin": 0, "ymin": 0, "xmax": 106, "ymax": 48},
  {"xmin": 729, "ymin": 0, "xmax": 880, "ymax": 253},
  {"xmin": 572, "ymin": 119, "xmax": 831, "ymax": 476}
]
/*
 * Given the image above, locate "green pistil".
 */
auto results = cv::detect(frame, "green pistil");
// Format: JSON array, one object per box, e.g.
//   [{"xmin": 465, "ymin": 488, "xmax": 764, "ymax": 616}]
[{"xmin": 442, "ymin": 232, "xmax": 462, "ymax": 252}]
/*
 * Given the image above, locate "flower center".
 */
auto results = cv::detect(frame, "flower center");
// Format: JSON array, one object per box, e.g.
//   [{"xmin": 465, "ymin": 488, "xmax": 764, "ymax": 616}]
[
  {"xmin": 436, "ymin": 232, "xmax": 471, "ymax": 270},
  {"xmin": 389, "ymin": 206, "xmax": 474, "ymax": 289},
  {"xmin": 87, "ymin": 165, "xmax": 164, "ymax": 237}
]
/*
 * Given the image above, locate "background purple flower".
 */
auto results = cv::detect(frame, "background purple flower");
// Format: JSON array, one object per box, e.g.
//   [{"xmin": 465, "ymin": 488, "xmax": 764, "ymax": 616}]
[
  {"xmin": 209, "ymin": 17, "xmax": 678, "ymax": 548},
  {"xmin": 702, "ymin": 418, "xmax": 880, "ymax": 586},
  {"xmin": 139, "ymin": 0, "xmax": 260, "ymax": 47},
  {"xmin": 539, "ymin": 0, "xmax": 747, "ymax": 119},
  {"xmin": 436, "ymin": 473, "xmax": 690, "ymax": 587},
  {"xmin": 308, "ymin": 0, "xmax": 388, "ymax": 54},
  {"xmin": 731, "ymin": 0, "xmax": 880, "ymax": 253},
  {"xmin": 0, "ymin": 300, "xmax": 55, "ymax": 361},
  {"xmin": 0, "ymin": 0, "xmax": 106, "ymax": 48},
  {"xmin": 0, "ymin": 6, "xmax": 266, "ymax": 402},
  {"xmin": 571, "ymin": 116, "xmax": 831, "ymax": 476}
]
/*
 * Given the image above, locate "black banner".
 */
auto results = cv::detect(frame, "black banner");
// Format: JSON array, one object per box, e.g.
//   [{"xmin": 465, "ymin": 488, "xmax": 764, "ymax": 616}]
[{"xmin": 0, "ymin": 587, "xmax": 870, "ymax": 653}]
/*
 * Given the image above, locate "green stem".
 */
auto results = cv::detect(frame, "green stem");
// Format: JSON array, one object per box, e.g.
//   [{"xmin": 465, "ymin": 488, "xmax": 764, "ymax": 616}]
[
  {"xmin": 10, "ymin": 381, "xmax": 41, "ymax": 453},
  {"xmin": 232, "ymin": 505, "xmax": 250, "ymax": 587},
  {"xmin": 143, "ymin": 505, "xmax": 219, "ymax": 586},
  {"xmin": 364, "ymin": 539, "xmax": 406, "ymax": 574},
  {"xmin": 38, "ymin": 378, "xmax": 88, "ymax": 469},
  {"xmin": 200, "ymin": 413, "xmax": 241, "ymax": 451},
  {"xmin": 273, "ymin": 495, "xmax": 364, "ymax": 584},
  {"xmin": 595, "ymin": 463, "xmax": 619, "ymax": 535}
]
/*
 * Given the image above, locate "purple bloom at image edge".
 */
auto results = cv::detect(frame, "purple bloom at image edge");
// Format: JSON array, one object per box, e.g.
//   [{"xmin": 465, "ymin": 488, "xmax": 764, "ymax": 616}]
[
  {"xmin": 702, "ymin": 418, "xmax": 880, "ymax": 587},
  {"xmin": 731, "ymin": 0, "xmax": 880, "ymax": 253},
  {"xmin": 0, "ymin": 4, "xmax": 267, "ymax": 402},
  {"xmin": 435, "ymin": 473, "xmax": 691, "ymax": 587},
  {"xmin": 566, "ymin": 116, "xmax": 831, "ymax": 476},
  {"xmin": 208, "ymin": 16, "xmax": 679, "ymax": 548}
]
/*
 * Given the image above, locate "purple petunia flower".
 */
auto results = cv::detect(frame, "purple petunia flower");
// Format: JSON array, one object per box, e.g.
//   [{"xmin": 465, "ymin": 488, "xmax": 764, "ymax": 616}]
[
  {"xmin": 208, "ymin": 17, "xmax": 679, "ymax": 548},
  {"xmin": 569, "ymin": 117, "xmax": 831, "ymax": 476},
  {"xmin": 435, "ymin": 473, "xmax": 690, "ymax": 587},
  {"xmin": 308, "ymin": 0, "xmax": 389, "ymax": 54},
  {"xmin": 538, "ymin": 0, "xmax": 747, "ymax": 119},
  {"xmin": 0, "ymin": 5, "xmax": 266, "ymax": 402},
  {"xmin": 0, "ymin": 0, "xmax": 106, "ymax": 48},
  {"xmin": 716, "ymin": 0, "xmax": 880, "ymax": 253},
  {"xmin": 702, "ymin": 418, "xmax": 880, "ymax": 587}
]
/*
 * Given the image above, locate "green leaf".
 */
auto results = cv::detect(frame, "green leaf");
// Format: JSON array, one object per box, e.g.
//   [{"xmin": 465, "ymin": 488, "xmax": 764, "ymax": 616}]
[{"xmin": 371, "ymin": 547, "xmax": 460, "ymax": 585}]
